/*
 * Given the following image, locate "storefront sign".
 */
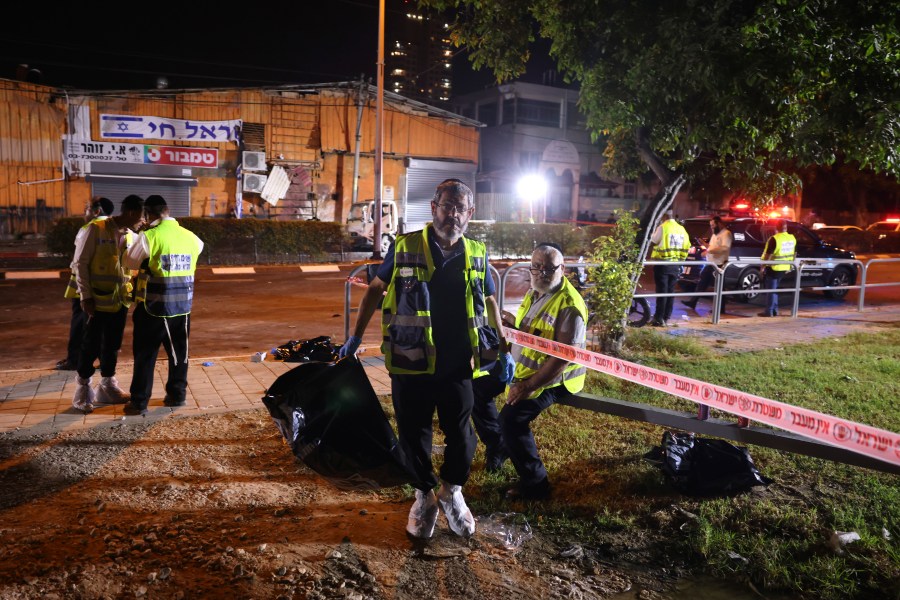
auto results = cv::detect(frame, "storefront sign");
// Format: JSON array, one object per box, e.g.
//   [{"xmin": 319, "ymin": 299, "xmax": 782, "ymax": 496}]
[
  {"xmin": 65, "ymin": 140, "xmax": 219, "ymax": 168},
  {"xmin": 100, "ymin": 114, "xmax": 241, "ymax": 142}
]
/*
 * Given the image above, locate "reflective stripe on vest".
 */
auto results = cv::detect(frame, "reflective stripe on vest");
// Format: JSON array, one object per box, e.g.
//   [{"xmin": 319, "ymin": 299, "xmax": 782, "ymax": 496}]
[
  {"xmin": 380, "ymin": 224, "xmax": 489, "ymax": 376},
  {"xmin": 766, "ymin": 231, "xmax": 796, "ymax": 272},
  {"xmin": 650, "ymin": 220, "xmax": 690, "ymax": 261},
  {"xmin": 87, "ymin": 219, "xmax": 133, "ymax": 313},
  {"xmin": 142, "ymin": 220, "xmax": 199, "ymax": 317},
  {"xmin": 512, "ymin": 276, "xmax": 588, "ymax": 398}
]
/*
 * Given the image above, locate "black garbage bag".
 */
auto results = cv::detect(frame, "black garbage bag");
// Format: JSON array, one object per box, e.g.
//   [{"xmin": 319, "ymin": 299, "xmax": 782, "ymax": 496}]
[
  {"xmin": 271, "ymin": 335, "xmax": 340, "ymax": 363},
  {"xmin": 644, "ymin": 431, "xmax": 773, "ymax": 496},
  {"xmin": 262, "ymin": 355, "xmax": 419, "ymax": 491}
]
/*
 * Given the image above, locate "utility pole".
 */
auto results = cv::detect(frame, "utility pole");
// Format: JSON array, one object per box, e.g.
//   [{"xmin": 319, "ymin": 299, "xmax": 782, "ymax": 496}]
[
  {"xmin": 372, "ymin": 0, "xmax": 385, "ymax": 259},
  {"xmin": 351, "ymin": 75, "xmax": 366, "ymax": 206}
]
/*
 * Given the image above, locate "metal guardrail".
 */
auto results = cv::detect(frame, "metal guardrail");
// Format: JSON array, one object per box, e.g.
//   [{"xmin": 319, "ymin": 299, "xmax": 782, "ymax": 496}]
[{"xmin": 347, "ymin": 256, "xmax": 900, "ymax": 338}]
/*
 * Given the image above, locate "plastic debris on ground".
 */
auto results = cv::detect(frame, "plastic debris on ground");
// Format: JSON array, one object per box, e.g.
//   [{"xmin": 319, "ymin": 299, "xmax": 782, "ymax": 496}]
[
  {"xmin": 262, "ymin": 339, "xmax": 418, "ymax": 492},
  {"xmin": 829, "ymin": 531, "xmax": 861, "ymax": 554},
  {"xmin": 477, "ymin": 512, "xmax": 534, "ymax": 550},
  {"xmin": 270, "ymin": 335, "xmax": 340, "ymax": 363},
  {"xmin": 250, "ymin": 351, "xmax": 266, "ymax": 362},
  {"xmin": 644, "ymin": 431, "xmax": 772, "ymax": 496},
  {"xmin": 201, "ymin": 361, "xmax": 214, "ymax": 367}
]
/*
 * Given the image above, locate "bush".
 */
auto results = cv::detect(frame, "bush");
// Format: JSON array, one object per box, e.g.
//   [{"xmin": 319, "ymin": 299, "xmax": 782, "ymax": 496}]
[
  {"xmin": 46, "ymin": 217, "xmax": 345, "ymax": 265},
  {"xmin": 46, "ymin": 217, "xmax": 85, "ymax": 258},
  {"xmin": 466, "ymin": 222, "xmax": 610, "ymax": 257}
]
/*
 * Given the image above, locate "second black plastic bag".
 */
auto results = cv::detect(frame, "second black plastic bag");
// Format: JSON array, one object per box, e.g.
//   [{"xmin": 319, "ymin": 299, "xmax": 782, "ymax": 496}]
[
  {"xmin": 644, "ymin": 431, "xmax": 772, "ymax": 496},
  {"xmin": 262, "ymin": 355, "xmax": 419, "ymax": 491}
]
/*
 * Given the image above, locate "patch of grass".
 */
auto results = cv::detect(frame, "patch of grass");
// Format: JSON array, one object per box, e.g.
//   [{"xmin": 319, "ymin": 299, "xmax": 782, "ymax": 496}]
[
  {"xmin": 472, "ymin": 329, "xmax": 900, "ymax": 599},
  {"xmin": 374, "ymin": 330, "xmax": 899, "ymax": 598}
]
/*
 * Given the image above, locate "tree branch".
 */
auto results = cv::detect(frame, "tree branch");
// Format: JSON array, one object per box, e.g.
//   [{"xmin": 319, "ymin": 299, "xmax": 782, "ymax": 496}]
[{"xmin": 635, "ymin": 127, "xmax": 676, "ymax": 186}]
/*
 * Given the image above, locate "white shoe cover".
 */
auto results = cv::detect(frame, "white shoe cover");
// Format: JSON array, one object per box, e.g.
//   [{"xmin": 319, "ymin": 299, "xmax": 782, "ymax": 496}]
[
  {"xmin": 72, "ymin": 377, "xmax": 95, "ymax": 413},
  {"xmin": 406, "ymin": 489, "xmax": 439, "ymax": 539},
  {"xmin": 437, "ymin": 481, "xmax": 476, "ymax": 537},
  {"xmin": 96, "ymin": 376, "xmax": 129, "ymax": 404}
]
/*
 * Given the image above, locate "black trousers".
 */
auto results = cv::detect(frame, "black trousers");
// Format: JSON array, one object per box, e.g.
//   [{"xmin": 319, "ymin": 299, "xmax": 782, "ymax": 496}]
[
  {"xmin": 391, "ymin": 370, "xmax": 476, "ymax": 491},
  {"xmin": 471, "ymin": 363, "xmax": 508, "ymax": 461},
  {"xmin": 693, "ymin": 264, "xmax": 727, "ymax": 307},
  {"xmin": 130, "ymin": 303, "xmax": 190, "ymax": 409},
  {"xmin": 499, "ymin": 385, "xmax": 572, "ymax": 486},
  {"xmin": 66, "ymin": 298, "xmax": 88, "ymax": 365},
  {"xmin": 76, "ymin": 305, "xmax": 128, "ymax": 380},
  {"xmin": 653, "ymin": 263, "xmax": 682, "ymax": 322}
]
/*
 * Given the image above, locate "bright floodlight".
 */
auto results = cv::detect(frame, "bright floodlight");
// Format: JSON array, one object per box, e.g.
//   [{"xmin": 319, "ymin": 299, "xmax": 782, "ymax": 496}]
[{"xmin": 516, "ymin": 174, "xmax": 547, "ymax": 201}]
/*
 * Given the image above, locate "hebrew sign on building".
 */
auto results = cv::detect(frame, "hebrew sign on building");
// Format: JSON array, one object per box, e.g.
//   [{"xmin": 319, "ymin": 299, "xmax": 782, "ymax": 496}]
[
  {"xmin": 65, "ymin": 140, "xmax": 219, "ymax": 168},
  {"xmin": 100, "ymin": 114, "xmax": 241, "ymax": 142}
]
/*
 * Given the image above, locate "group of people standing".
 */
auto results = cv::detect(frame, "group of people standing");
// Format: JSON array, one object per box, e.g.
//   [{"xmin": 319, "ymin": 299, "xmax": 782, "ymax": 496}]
[
  {"xmin": 61, "ymin": 194, "xmax": 204, "ymax": 416},
  {"xmin": 340, "ymin": 179, "xmax": 587, "ymax": 539},
  {"xmin": 650, "ymin": 211, "xmax": 796, "ymax": 322}
]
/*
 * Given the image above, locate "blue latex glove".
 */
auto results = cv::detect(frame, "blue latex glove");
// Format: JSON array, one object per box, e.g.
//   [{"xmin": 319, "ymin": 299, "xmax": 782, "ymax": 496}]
[
  {"xmin": 498, "ymin": 352, "xmax": 516, "ymax": 383},
  {"xmin": 338, "ymin": 336, "xmax": 362, "ymax": 359}
]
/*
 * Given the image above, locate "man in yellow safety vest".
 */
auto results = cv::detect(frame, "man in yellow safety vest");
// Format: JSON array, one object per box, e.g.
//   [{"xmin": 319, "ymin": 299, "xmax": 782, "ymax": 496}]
[
  {"xmin": 71, "ymin": 195, "xmax": 145, "ymax": 413},
  {"xmin": 649, "ymin": 209, "xmax": 690, "ymax": 327},
  {"xmin": 122, "ymin": 195, "xmax": 204, "ymax": 416},
  {"xmin": 759, "ymin": 219, "xmax": 796, "ymax": 317},
  {"xmin": 498, "ymin": 242, "xmax": 587, "ymax": 501},
  {"xmin": 339, "ymin": 179, "xmax": 513, "ymax": 540},
  {"xmin": 57, "ymin": 197, "xmax": 115, "ymax": 371}
]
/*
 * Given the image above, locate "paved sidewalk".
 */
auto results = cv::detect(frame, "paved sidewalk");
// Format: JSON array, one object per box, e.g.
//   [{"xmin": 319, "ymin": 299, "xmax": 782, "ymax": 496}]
[
  {"xmin": 1, "ymin": 306, "xmax": 897, "ymax": 438},
  {"xmin": 0, "ymin": 354, "xmax": 391, "ymax": 438}
]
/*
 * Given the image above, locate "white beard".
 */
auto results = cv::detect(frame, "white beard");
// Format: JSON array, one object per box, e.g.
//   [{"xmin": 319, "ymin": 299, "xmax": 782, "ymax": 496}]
[{"xmin": 531, "ymin": 272, "xmax": 563, "ymax": 295}]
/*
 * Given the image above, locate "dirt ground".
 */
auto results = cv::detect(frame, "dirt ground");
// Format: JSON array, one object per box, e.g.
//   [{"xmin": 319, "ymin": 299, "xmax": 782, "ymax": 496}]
[
  {"xmin": 0, "ymin": 266, "xmax": 714, "ymax": 599},
  {"xmin": 0, "ymin": 408, "xmax": 692, "ymax": 600}
]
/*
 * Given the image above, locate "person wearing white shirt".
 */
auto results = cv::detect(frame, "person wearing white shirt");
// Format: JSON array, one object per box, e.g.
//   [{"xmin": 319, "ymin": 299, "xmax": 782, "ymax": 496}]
[
  {"xmin": 683, "ymin": 216, "xmax": 733, "ymax": 313},
  {"xmin": 122, "ymin": 195, "xmax": 204, "ymax": 416}
]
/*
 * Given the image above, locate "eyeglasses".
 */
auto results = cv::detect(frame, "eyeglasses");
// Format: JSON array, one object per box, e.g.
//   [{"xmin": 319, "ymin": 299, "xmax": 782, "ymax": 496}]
[
  {"xmin": 435, "ymin": 202, "xmax": 472, "ymax": 216},
  {"xmin": 529, "ymin": 264, "xmax": 562, "ymax": 276}
]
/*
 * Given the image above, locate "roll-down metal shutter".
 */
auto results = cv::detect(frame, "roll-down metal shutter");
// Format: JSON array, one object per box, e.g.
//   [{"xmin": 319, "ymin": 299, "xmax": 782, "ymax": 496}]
[
  {"xmin": 404, "ymin": 159, "xmax": 476, "ymax": 233},
  {"xmin": 86, "ymin": 163, "xmax": 197, "ymax": 217}
]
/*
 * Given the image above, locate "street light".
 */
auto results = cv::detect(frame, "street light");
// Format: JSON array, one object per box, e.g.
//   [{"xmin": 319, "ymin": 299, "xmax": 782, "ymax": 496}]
[{"xmin": 516, "ymin": 174, "xmax": 547, "ymax": 223}]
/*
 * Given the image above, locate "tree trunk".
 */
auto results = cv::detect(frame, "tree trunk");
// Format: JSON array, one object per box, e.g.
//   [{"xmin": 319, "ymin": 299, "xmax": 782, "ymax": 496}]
[
  {"xmin": 631, "ymin": 127, "xmax": 687, "ymax": 293},
  {"xmin": 600, "ymin": 328, "xmax": 625, "ymax": 355}
]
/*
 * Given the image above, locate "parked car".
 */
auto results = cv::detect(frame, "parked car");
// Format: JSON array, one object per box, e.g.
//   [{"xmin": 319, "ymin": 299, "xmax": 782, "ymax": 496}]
[
  {"xmin": 677, "ymin": 217, "xmax": 858, "ymax": 301},
  {"xmin": 867, "ymin": 219, "xmax": 900, "ymax": 238},
  {"xmin": 815, "ymin": 225, "xmax": 863, "ymax": 232}
]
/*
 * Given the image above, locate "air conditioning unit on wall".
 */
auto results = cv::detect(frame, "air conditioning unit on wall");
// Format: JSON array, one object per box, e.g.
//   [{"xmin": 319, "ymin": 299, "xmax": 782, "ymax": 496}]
[
  {"xmin": 243, "ymin": 173, "xmax": 268, "ymax": 193},
  {"xmin": 242, "ymin": 151, "xmax": 267, "ymax": 171}
]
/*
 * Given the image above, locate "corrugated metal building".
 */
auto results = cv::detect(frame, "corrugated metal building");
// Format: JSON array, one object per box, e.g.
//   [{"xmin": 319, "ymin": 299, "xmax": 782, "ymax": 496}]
[{"xmin": 0, "ymin": 78, "xmax": 481, "ymax": 235}]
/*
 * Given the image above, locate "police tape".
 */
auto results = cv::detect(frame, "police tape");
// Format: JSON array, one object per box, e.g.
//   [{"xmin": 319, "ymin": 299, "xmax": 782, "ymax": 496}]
[{"xmin": 502, "ymin": 326, "xmax": 900, "ymax": 467}]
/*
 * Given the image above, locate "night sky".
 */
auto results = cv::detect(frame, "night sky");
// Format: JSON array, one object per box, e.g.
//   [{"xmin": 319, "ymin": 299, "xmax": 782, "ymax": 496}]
[{"xmin": 0, "ymin": 0, "xmax": 555, "ymax": 97}]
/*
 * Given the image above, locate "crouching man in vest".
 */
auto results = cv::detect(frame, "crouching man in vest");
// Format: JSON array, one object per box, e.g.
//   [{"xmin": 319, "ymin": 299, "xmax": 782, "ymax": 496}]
[
  {"xmin": 502, "ymin": 243, "xmax": 588, "ymax": 500},
  {"xmin": 339, "ymin": 179, "xmax": 514, "ymax": 539},
  {"xmin": 122, "ymin": 195, "xmax": 204, "ymax": 416},
  {"xmin": 71, "ymin": 195, "xmax": 145, "ymax": 413}
]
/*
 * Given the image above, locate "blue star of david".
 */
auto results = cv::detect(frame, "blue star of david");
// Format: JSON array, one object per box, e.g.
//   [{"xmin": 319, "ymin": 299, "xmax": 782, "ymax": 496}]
[{"xmin": 117, "ymin": 123, "xmax": 129, "ymax": 132}]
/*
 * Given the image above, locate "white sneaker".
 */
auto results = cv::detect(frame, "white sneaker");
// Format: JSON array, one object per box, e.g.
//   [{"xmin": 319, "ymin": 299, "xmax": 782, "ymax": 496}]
[
  {"xmin": 72, "ymin": 376, "xmax": 95, "ymax": 413},
  {"xmin": 95, "ymin": 376, "xmax": 129, "ymax": 404},
  {"xmin": 437, "ymin": 481, "xmax": 476, "ymax": 537},
  {"xmin": 406, "ymin": 488, "xmax": 439, "ymax": 539}
]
